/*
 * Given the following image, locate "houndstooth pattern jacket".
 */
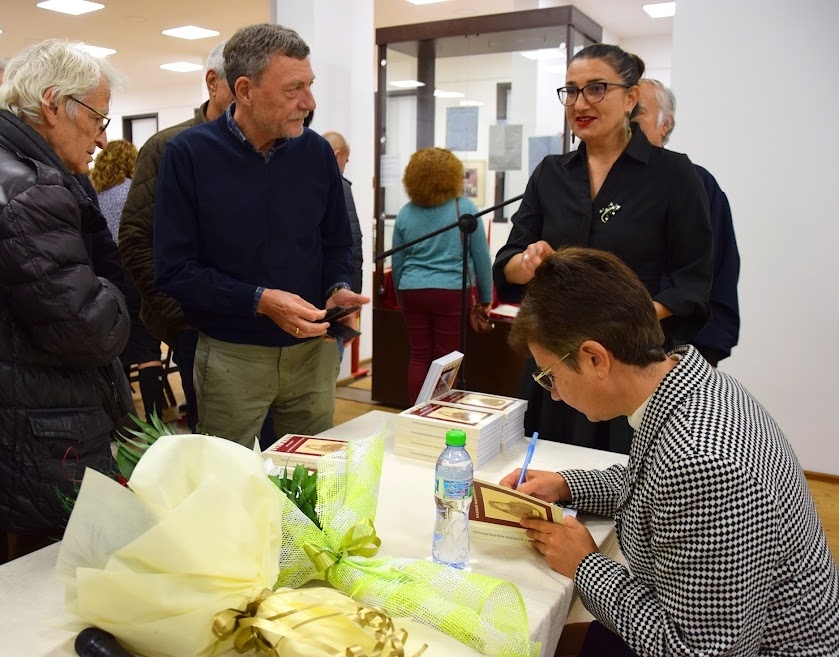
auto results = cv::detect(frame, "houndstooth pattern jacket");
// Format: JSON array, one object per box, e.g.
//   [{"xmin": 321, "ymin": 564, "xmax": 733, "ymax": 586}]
[{"xmin": 561, "ymin": 346, "xmax": 839, "ymax": 656}]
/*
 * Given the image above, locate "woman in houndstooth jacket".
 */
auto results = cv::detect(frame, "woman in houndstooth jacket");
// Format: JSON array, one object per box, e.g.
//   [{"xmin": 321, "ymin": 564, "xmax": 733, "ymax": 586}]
[{"xmin": 501, "ymin": 247, "xmax": 839, "ymax": 657}]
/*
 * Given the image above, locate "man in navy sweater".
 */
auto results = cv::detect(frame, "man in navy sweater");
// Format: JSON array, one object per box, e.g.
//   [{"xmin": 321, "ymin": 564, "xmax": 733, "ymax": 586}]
[
  {"xmin": 154, "ymin": 23, "xmax": 369, "ymax": 446},
  {"xmin": 634, "ymin": 79, "xmax": 740, "ymax": 367}
]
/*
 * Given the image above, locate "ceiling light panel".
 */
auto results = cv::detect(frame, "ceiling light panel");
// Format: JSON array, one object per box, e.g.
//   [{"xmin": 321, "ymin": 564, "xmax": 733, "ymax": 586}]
[
  {"xmin": 161, "ymin": 25, "xmax": 220, "ymax": 40},
  {"xmin": 37, "ymin": 0, "xmax": 104, "ymax": 16},
  {"xmin": 160, "ymin": 62, "xmax": 204, "ymax": 73},
  {"xmin": 643, "ymin": 2, "xmax": 676, "ymax": 18}
]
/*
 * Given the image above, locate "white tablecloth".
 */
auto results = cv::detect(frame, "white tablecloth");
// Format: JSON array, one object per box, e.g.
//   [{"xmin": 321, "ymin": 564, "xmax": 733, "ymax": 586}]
[{"xmin": 0, "ymin": 410, "xmax": 627, "ymax": 657}]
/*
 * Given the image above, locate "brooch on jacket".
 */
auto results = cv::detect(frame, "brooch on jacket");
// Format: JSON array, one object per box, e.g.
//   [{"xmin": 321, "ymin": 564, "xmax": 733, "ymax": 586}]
[{"xmin": 599, "ymin": 202, "xmax": 621, "ymax": 223}]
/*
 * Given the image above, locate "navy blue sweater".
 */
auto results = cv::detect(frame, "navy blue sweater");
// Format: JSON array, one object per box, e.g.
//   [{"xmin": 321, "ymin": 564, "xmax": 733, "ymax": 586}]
[
  {"xmin": 692, "ymin": 165, "xmax": 740, "ymax": 361},
  {"xmin": 153, "ymin": 117, "xmax": 352, "ymax": 347}
]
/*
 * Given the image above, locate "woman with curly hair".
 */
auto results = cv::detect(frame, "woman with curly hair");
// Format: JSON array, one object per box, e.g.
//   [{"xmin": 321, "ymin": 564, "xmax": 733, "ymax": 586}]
[
  {"xmin": 92, "ymin": 139, "xmax": 165, "ymax": 421},
  {"xmin": 91, "ymin": 139, "xmax": 137, "ymax": 242},
  {"xmin": 392, "ymin": 147, "xmax": 493, "ymax": 403}
]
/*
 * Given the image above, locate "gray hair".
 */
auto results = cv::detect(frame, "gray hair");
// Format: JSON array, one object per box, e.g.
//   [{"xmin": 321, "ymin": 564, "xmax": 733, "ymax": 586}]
[
  {"xmin": 206, "ymin": 41, "xmax": 227, "ymax": 82},
  {"xmin": 0, "ymin": 39, "xmax": 122, "ymax": 125},
  {"xmin": 223, "ymin": 23, "xmax": 309, "ymax": 89},
  {"xmin": 641, "ymin": 78, "xmax": 677, "ymax": 145}
]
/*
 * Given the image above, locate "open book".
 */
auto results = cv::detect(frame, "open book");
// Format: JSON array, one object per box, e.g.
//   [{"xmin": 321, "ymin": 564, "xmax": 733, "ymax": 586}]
[{"xmin": 469, "ymin": 478, "xmax": 576, "ymax": 546}]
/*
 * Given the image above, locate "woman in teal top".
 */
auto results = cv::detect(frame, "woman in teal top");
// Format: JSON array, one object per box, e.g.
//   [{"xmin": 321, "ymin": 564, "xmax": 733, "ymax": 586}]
[{"xmin": 392, "ymin": 147, "xmax": 493, "ymax": 403}]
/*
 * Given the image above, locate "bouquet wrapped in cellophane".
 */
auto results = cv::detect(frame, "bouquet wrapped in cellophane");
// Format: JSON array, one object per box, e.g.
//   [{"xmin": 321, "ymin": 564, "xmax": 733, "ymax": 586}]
[
  {"xmin": 56, "ymin": 434, "xmax": 427, "ymax": 657},
  {"xmin": 276, "ymin": 430, "xmax": 539, "ymax": 657}
]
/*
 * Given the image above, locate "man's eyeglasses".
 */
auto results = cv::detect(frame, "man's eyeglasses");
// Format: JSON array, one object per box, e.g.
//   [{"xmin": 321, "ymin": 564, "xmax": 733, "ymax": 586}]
[
  {"xmin": 68, "ymin": 95, "xmax": 111, "ymax": 134},
  {"xmin": 532, "ymin": 351, "xmax": 572, "ymax": 392},
  {"xmin": 556, "ymin": 82, "xmax": 631, "ymax": 107}
]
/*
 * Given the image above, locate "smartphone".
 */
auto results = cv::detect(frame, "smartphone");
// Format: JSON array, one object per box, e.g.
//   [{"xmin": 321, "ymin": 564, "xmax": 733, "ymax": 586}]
[
  {"xmin": 320, "ymin": 305, "xmax": 360, "ymax": 324},
  {"xmin": 327, "ymin": 322, "xmax": 361, "ymax": 343}
]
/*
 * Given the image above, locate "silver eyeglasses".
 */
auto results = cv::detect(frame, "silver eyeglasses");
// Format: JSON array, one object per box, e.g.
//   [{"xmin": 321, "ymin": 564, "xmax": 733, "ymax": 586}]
[
  {"xmin": 556, "ymin": 82, "xmax": 631, "ymax": 106},
  {"xmin": 532, "ymin": 351, "xmax": 572, "ymax": 391},
  {"xmin": 68, "ymin": 95, "xmax": 111, "ymax": 134}
]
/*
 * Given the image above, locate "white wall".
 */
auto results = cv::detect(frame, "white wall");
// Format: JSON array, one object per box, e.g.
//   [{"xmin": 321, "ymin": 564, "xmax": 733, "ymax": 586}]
[
  {"xmin": 620, "ymin": 34, "xmax": 672, "ymax": 86},
  {"xmin": 672, "ymin": 0, "xmax": 839, "ymax": 474}
]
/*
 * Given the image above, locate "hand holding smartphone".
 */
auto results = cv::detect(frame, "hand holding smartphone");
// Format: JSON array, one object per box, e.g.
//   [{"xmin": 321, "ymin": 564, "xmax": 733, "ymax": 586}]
[{"xmin": 319, "ymin": 304, "xmax": 361, "ymax": 324}]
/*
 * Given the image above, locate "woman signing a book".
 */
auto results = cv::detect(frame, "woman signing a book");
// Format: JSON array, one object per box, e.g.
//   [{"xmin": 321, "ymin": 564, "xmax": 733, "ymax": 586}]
[{"xmin": 499, "ymin": 247, "xmax": 838, "ymax": 657}]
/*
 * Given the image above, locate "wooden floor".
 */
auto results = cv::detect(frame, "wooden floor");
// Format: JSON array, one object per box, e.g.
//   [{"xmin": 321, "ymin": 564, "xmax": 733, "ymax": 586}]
[{"xmin": 137, "ymin": 364, "xmax": 839, "ymax": 565}]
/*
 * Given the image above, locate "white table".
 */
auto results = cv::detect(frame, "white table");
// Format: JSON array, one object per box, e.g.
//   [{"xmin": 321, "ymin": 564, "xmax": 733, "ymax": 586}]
[{"xmin": 0, "ymin": 410, "xmax": 626, "ymax": 657}]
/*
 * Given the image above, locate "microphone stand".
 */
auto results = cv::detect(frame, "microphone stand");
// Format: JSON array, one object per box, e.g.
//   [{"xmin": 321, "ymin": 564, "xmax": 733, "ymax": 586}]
[{"xmin": 375, "ymin": 193, "xmax": 523, "ymax": 389}]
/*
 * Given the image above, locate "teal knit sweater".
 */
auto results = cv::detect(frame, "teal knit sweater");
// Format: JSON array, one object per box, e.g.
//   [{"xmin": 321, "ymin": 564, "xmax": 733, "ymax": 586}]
[{"xmin": 391, "ymin": 197, "xmax": 493, "ymax": 303}]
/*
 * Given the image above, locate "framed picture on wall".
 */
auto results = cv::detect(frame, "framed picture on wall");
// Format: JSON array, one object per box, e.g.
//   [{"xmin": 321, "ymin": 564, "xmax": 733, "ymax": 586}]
[{"xmin": 462, "ymin": 160, "xmax": 486, "ymax": 207}]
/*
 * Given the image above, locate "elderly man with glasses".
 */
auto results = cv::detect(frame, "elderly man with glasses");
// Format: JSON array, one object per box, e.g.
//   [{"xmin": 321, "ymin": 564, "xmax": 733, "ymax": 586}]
[
  {"xmin": 501, "ymin": 247, "xmax": 839, "ymax": 657},
  {"xmin": 0, "ymin": 40, "xmax": 133, "ymax": 562}
]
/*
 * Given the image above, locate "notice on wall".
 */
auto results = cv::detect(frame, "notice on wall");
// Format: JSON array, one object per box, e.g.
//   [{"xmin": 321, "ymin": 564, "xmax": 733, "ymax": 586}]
[
  {"xmin": 446, "ymin": 106, "xmax": 479, "ymax": 152},
  {"xmin": 379, "ymin": 154, "xmax": 402, "ymax": 187},
  {"xmin": 489, "ymin": 124, "xmax": 523, "ymax": 171}
]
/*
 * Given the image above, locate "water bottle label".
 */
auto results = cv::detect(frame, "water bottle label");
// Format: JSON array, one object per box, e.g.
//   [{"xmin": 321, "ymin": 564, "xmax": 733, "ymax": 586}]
[{"xmin": 435, "ymin": 476, "xmax": 473, "ymax": 499}]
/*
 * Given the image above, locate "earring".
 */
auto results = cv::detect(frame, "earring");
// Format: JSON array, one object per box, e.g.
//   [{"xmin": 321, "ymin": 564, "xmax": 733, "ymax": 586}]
[
  {"xmin": 625, "ymin": 112, "xmax": 632, "ymax": 141},
  {"xmin": 571, "ymin": 131, "xmax": 576, "ymax": 145}
]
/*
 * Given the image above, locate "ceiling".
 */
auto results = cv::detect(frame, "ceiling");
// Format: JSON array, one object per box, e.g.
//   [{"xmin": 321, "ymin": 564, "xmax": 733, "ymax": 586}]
[{"xmin": 0, "ymin": 0, "xmax": 671, "ymax": 94}]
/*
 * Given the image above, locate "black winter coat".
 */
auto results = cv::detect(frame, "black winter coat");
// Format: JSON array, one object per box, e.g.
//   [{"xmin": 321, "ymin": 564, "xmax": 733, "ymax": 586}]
[{"xmin": 0, "ymin": 109, "xmax": 133, "ymax": 537}]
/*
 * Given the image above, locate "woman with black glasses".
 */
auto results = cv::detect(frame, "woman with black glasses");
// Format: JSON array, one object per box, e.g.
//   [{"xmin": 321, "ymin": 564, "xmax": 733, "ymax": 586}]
[{"xmin": 493, "ymin": 43, "xmax": 712, "ymax": 454}]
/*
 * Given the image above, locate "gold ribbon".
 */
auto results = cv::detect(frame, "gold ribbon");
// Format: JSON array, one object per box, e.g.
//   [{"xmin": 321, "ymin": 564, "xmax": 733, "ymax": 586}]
[
  {"xmin": 212, "ymin": 587, "xmax": 427, "ymax": 657},
  {"xmin": 303, "ymin": 518, "xmax": 382, "ymax": 573}
]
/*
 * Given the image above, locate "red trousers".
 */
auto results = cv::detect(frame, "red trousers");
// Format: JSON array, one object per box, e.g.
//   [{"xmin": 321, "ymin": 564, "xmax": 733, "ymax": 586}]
[{"xmin": 400, "ymin": 289, "xmax": 463, "ymax": 404}]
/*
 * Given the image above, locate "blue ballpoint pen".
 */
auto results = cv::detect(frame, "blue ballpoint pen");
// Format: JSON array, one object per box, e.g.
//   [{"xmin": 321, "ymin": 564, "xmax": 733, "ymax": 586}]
[{"xmin": 515, "ymin": 431, "xmax": 539, "ymax": 489}]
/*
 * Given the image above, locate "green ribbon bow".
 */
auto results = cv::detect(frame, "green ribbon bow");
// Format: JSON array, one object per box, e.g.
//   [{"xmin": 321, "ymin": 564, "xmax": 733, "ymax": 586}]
[{"xmin": 303, "ymin": 518, "xmax": 382, "ymax": 573}]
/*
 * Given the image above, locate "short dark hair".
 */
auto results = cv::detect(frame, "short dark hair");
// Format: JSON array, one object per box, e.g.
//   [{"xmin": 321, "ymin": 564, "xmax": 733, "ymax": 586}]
[
  {"xmin": 569, "ymin": 43, "xmax": 645, "ymax": 87},
  {"xmin": 224, "ymin": 23, "xmax": 309, "ymax": 88},
  {"xmin": 509, "ymin": 247, "xmax": 667, "ymax": 369}
]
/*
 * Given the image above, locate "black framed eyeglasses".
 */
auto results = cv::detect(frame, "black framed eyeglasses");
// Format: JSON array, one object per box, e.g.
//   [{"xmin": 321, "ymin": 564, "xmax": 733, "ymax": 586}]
[
  {"xmin": 68, "ymin": 95, "xmax": 111, "ymax": 134},
  {"xmin": 532, "ymin": 352, "xmax": 572, "ymax": 392},
  {"xmin": 556, "ymin": 82, "xmax": 631, "ymax": 107}
]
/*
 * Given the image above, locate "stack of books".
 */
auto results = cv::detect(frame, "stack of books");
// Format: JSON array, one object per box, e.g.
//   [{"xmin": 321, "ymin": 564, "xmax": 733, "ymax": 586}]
[
  {"xmin": 405, "ymin": 351, "xmax": 528, "ymax": 454},
  {"xmin": 432, "ymin": 389, "xmax": 527, "ymax": 451},
  {"xmin": 262, "ymin": 434, "xmax": 348, "ymax": 470},
  {"xmin": 394, "ymin": 401, "xmax": 505, "ymax": 466},
  {"xmin": 396, "ymin": 351, "xmax": 528, "ymax": 466}
]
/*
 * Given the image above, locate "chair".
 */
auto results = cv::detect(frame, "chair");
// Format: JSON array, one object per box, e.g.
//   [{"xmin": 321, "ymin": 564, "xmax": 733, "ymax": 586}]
[{"xmin": 127, "ymin": 345, "xmax": 179, "ymax": 408}]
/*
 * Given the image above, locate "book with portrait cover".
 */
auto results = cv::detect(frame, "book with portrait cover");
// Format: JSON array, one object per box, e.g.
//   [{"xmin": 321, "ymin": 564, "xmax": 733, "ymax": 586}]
[
  {"xmin": 415, "ymin": 351, "xmax": 464, "ymax": 405},
  {"xmin": 469, "ymin": 478, "xmax": 576, "ymax": 546},
  {"xmin": 262, "ymin": 434, "xmax": 348, "ymax": 469}
]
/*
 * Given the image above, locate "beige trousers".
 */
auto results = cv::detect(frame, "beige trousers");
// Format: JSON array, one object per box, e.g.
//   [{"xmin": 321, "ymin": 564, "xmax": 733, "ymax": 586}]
[{"xmin": 193, "ymin": 333, "xmax": 340, "ymax": 447}]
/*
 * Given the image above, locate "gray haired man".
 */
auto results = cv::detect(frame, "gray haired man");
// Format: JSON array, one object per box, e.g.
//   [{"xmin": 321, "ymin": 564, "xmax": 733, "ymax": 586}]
[
  {"xmin": 0, "ymin": 40, "xmax": 132, "ymax": 560},
  {"xmin": 118, "ymin": 42, "xmax": 234, "ymax": 432}
]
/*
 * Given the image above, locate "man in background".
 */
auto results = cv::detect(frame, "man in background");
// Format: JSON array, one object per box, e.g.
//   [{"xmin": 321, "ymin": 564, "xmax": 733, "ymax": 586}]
[
  {"xmin": 322, "ymin": 131, "xmax": 363, "ymax": 296},
  {"xmin": 119, "ymin": 42, "xmax": 233, "ymax": 431},
  {"xmin": 634, "ymin": 79, "xmax": 741, "ymax": 366},
  {"xmin": 154, "ymin": 23, "xmax": 368, "ymax": 446},
  {"xmin": 321, "ymin": 130, "xmax": 364, "ymax": 366}
]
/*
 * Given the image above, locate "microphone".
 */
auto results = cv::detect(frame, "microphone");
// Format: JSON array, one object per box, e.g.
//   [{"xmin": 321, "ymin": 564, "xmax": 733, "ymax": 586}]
[{"xmin": 75, "ymin": 628, "xmax": 137, "ymax": 657}]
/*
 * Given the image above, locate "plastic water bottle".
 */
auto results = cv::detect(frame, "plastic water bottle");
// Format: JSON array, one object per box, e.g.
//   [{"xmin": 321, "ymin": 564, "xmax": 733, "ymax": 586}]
[{"xmin": 432, "ymin": 429, "xmax": 473, "ymax": 569}]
